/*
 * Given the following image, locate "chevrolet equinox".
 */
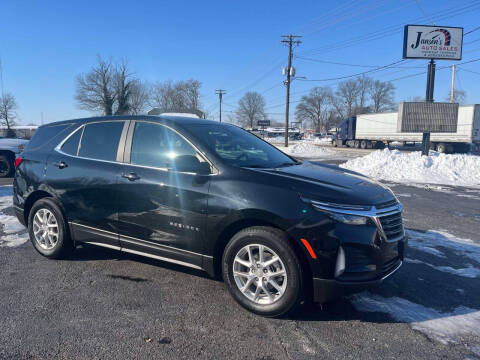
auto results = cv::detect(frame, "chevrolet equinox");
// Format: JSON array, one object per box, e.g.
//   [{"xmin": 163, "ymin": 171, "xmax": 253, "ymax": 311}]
[{"xmin": 13, "ymin": 115, "xmax": 406, "ymax": 317}]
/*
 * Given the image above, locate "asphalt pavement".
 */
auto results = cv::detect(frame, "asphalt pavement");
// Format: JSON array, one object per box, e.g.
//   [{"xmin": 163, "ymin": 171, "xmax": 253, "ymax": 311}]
[{"xmin": 1, "ymin": 157, "xmax": 479, "ymax": 359}]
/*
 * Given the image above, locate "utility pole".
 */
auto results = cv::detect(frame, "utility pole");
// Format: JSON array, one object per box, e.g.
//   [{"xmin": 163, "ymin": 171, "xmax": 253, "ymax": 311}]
[
  {"xmin": 215, "ymin": 89, "xmax": 226, "ymax": 123},
  {"xmin": 281, "ymin": 34, "xmax": 302, "ymax": 147},
  {"xmin": 450, "ymin": 64, "xmax": 456, "ymax": 103}
]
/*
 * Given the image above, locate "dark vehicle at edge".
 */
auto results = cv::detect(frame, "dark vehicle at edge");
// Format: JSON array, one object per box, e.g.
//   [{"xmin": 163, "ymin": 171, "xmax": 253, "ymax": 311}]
[{"xmin": 13, "ymin": 115, "xmax": 406, "ymax": 317}]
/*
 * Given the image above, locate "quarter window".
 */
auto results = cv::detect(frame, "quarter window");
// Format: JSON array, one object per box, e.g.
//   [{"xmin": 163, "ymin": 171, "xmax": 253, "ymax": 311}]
[
  {"xmin": 60, "ymin": 127, "xmax": 82, "ymax": 156},
  {"xmin": 130, "ymin": 122, "xmax": 198, "ymax": 168},
  {"xmin": 78, "ymin": 122, "xmax": 124, "ymax": 161}
]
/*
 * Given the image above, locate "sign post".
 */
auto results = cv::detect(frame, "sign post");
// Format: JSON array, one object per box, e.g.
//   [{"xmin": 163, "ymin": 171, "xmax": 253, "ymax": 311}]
[
  {"xmin": 403, "ymin": 25, "xmax": 463, "ymax": 155},
  {"xmin": 422, "ymin": 59, "xmax": 436, "ymax": 155}
]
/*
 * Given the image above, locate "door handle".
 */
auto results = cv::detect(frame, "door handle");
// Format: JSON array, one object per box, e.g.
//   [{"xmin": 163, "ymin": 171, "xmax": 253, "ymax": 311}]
[
  {"xmin": 122, "ymin": 172, "xmax": 140, "ymax": 181},
  {"xmin": 56, "ymin": 161, "xmax": 68, "ymax": 169}
]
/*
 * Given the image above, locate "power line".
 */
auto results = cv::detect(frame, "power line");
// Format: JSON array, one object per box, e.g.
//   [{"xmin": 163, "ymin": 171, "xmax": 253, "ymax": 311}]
[
  {"xmin": 295, "ymin": 56, "xmax": 423, "ymax": 69},
  {"xmin": 386, "ymin": 57, "xmax": 480, "ymax": 82},
  {"xmin": 465, "ymin": 25, "xmax": 480, "ymax": 35},
  {"xmin": 457, "ymin": 67, "xmax": 480, "ymax": 76},
  {"xmin": 297, "ymin": 59, "xmax": 406, "ymax": 82},
  {"xmin": 413, "ymin": 0, "xmax": 434, "ymax": 25},
  {"xmin": 298, "ymin": 1, "xmax": 480, "ymax": 57}
]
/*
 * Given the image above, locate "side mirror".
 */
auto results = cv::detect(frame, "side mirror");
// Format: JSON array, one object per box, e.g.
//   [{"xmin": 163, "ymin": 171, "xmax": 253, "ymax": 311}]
[{"xmin": 172, "ymin": 155, "xmax": 211, "ymax": 175}]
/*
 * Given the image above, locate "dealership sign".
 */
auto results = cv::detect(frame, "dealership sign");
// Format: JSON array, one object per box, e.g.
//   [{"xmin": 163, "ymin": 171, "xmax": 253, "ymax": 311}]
[{"xmin": 403, "ymin": 25, "xmax": 463, "ymax": 60}]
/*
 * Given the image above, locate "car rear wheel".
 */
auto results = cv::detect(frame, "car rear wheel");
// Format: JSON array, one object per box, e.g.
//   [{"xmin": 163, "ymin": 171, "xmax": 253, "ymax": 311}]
[
  {"xmin": 222, "ymin": 226, "xmax": 303, "ymax": 317},
  {"xmin": 0, "ymin": 155, "xmax": 12, "ymax": 178},
  {"xmin": 28, "ymin": 198, "xmax": 73, "ymax": 259}
]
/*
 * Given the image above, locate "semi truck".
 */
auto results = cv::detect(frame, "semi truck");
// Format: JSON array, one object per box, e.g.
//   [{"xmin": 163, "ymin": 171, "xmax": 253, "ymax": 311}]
[{"xmin": 334, "ymin": 104, "xmax": 480, "ymax": 153}]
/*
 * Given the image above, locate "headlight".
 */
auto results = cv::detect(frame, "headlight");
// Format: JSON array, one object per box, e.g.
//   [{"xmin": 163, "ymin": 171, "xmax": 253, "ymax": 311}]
[
  {"xmin": 328, "ymin": 213, "xmax": 367, "ymax": 225},
  {"xmin": 300, "ymin": 197, "xmax": 370, "ymax": 225}
]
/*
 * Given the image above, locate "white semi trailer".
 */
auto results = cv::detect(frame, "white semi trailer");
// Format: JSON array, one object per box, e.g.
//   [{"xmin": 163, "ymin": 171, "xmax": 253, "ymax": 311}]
[{"xmin": 334, "ymin": 104, "xmax": 480, "ymax": 153}]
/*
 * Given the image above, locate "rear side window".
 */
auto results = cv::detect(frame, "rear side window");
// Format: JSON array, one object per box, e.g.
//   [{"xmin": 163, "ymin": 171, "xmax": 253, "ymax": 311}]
[
  {"xmin": 60, "ymin": 127, "xmax": 83, "ymax": 156},
  {"xmin": 26, "ymin": 124, "xmax": 73, "ymax": 151},
  {"xmin": 78, "ymin": 122, "xmax": 124, "ymax": 161},
  {"xmin": 130, "ymin": 122, "xmax": 197, "ymax": 168}
]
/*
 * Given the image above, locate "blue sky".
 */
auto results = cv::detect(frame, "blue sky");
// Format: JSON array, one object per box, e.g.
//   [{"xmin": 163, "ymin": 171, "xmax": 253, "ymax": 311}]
[{"xmin": 1, "ymin": 0, "xmax": 479, "ymax": 124}]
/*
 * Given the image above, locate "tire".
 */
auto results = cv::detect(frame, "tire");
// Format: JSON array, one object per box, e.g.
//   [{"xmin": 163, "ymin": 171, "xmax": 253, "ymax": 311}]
[
  {"xmin": 0, "ymin": 155, "xmax": 13, "ymax": 178},
  {"xmin": 375, "ymin": 141, "xmax": 385, "ymax": 149},
  {"xmin": 360, "ymin": 140, "xmax": 367, "ymax": 149},
  {"xmin": 436, "ymin": 143, "xmax": 446, "ymax": 153},
  {"xmin": 28, "ymin": 198, "xmax": 73, "ymax": 259},
  {"xmin": 222, "ymin": 226, "xmax": 303, "ymax": 317},
  {"xmin": 354, "ymin": 140, "xmax": 360, "ymax": 149}
]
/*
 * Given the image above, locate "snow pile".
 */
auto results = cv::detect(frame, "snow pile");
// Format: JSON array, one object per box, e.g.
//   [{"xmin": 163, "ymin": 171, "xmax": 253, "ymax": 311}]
[
  {"xmin": 340, "ymin": 149, "xmax": 480, "ymax": 187},
  {"xmin": 276, "ymin": 142, "xmax": 333, "ymax": 158},
  {"xmin": 0, "ymin": 186, "xmax": 28, "ymax": 248},
  {"xmin": 352, "ymin": 293, "xmax": 480, "ymax": 345}
]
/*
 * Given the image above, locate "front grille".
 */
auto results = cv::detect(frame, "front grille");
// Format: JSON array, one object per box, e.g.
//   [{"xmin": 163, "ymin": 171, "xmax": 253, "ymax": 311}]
[{"xmin": 379, "ymin": 211, "xmax": 404, "ymax": 240}]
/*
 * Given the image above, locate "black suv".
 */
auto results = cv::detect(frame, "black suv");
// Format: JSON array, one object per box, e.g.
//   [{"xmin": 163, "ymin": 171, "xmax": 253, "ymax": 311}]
[{"xmin": 13, "ymin": 116, "xmax": 406, "ymax": 316}]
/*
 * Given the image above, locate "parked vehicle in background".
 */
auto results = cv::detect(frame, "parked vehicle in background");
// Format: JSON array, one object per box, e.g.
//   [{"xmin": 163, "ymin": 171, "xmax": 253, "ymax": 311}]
[
  {"xmin": 0, "ymin": 125, "xmax": 38, "ymax": 139},
  {"xmin": 14, "ymin": 115, "xmax": 405, "ymax": 317},
  {"xmin": 0, "ymin": 136, "xmax": 29, "ymax": 177},
  {"xmin": 334, "ymin": 104, "xmax": 480, "ymax": 153}
]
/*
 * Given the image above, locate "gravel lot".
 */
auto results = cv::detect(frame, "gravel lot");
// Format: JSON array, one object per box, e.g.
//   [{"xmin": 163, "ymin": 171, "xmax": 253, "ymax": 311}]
[{"xmin": 1, "ymin": 148, "xmax": 479, "ymax": 359}]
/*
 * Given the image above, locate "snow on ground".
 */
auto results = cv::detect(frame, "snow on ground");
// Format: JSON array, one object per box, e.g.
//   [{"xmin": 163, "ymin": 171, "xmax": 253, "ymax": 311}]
[
  {"xmin": 405, "ymin": 258, "xmax": 480, "ymax": 278},
  {"xmin": 340, "ymin": 149, "xmax": 480, "ymax": 187},
  {"xmin": 276, "ymin": 142, "xmax": 334, "ymax": 158},
  {"xmin": 353, "ymin": 229, "xmax": 480, "ymax": 343},
  {"xmin": 0, "ymin": 186, "xmax": 28, "ymax": 248},
  {"xmin": 352, "ymin": 293, "xmax": 480, "ymax": 345},
  {"xmin": 407, "ymin": 229, "xmax": 480, "ymax": 264}
]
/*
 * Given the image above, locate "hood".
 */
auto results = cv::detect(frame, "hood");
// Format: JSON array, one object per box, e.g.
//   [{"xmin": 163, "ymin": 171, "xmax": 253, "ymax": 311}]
[{"xmin": 252, "ymin": 161, "xmax": 396, "ymax": 206}]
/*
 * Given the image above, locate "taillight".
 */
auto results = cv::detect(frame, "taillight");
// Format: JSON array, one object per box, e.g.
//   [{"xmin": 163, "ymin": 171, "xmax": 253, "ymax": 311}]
[{"xmin": 14, "ymin": 157, "xmax": 23, "ymax": 169}]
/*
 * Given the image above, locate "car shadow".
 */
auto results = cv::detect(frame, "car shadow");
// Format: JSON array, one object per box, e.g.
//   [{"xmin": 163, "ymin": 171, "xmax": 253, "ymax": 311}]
[
  {"xmin": 62, "ymin": 228, "xmax": 480, "ymax": 327},
  {"xmin": 65, "ymin": 243, "xmax": 214, "ymax": 281}
]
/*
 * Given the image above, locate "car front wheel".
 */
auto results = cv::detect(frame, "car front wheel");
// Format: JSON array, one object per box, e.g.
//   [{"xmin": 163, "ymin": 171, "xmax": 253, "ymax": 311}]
[{"xmin": 222, "ymin": 226, "xmax": 303, "ymax": 317}]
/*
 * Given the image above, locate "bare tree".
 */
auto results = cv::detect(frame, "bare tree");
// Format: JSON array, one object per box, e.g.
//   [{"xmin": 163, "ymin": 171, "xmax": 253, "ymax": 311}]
[
  {"xmin": 75, "ymin": 57, "xmax": 116, "ymax": 115},
  {"xmin": 0, "ymin": 93, "xmax": 17, "ymax": 137},
  {"xmin": 113, "ymin": 60, "xmax": 134, "ymax": 115},
  {"xmin": 357, "ymin": 75, "xmax": 373, "ymax": 110},
  {"xmin": 235, "ymin": 92, "xmax": 266, "ymax": 128},
  {"xmin": 75, "ymin": 57, "xmax": 144, "ymax": 116},
  {"xmin": 445, "ymin": 89, "xmax": 466, "ymax": 104},
  {"xmin": 294, "ymin": 87, "xmax": 332, "ymax": 132},
  {"xmin": 335, "ymin": 79, "xmax": 360, "ymax": 117},
  {"xmin": 150, "ymin": 79, "xmax": 203, "ymax": 116},
  {"xmin": 128, "ymin": 80, "xmax": 149, "ymax": 115},
  {"xmin": 369, "ymin": 80, "xmax": 395, "ymax": 112}
]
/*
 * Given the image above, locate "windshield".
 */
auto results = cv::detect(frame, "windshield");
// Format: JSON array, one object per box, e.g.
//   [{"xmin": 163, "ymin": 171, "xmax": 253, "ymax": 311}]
[{"xmin": 186, "ymin": 124, "xmax": 297, "ymax": 168}]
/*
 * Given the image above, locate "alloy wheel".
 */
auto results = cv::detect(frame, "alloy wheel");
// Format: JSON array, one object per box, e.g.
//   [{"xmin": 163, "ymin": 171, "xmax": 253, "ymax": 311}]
[
  {"xmin": 32, "ymin": 208, "xmax": 59, "ymax": 250},
  {"xmin": 233, "ymin": 244, "xmax": 287, "ymax": 305}
]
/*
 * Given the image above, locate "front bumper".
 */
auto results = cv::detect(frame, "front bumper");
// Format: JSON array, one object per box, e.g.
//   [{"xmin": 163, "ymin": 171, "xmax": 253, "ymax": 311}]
[{"xmin": 312, "ymin": 260, "xmax": 402, "ymax": 303}]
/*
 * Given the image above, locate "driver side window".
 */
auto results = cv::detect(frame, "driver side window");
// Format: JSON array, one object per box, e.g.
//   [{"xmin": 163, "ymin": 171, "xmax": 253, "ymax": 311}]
[{"xmin": 130, "ymin": 122, "xmax": 198, "ymax": 169}]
